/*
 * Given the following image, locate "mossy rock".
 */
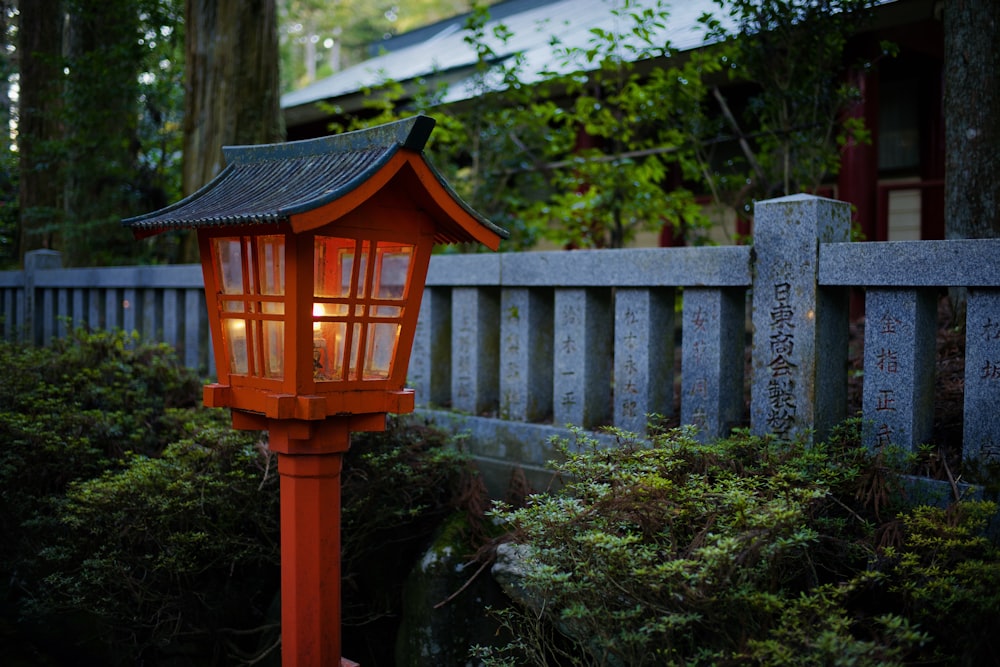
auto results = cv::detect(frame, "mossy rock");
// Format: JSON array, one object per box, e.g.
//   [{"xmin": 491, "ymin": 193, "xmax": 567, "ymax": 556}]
[{"xmin": 394, "ymin": 512, "xmax": 509, "ymax": 666}]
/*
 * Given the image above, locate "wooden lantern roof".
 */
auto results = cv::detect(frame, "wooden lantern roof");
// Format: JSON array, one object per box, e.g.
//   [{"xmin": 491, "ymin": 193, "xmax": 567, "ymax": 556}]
[{"xmin": 122, "ymin": 115, "xmax": 508, "ymax": 250}]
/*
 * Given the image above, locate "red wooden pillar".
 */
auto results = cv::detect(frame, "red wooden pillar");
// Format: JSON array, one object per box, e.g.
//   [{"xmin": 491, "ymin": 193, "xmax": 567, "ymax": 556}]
[
  {"xmin": 269, "ymin": 419, "xmax": 358, "ymax": 667},
  {"xmin": 838, "ymin": 65, "xmax": 879, "ymax": 242},
  {"xmin": 838, "ymin": 64, "xmax": 879, "ymax": 319},
  {"xmin": 920, "ymin": 63, "xmax": 946, "ymax": 240}
]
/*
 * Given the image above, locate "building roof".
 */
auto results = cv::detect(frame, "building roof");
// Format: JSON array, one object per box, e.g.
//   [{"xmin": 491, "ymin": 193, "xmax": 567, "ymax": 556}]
[
  {"xmin": 122, "ymin": 115, "xmax": 508, "ymax": 244},
  {"xmin": 282, "ymin": 0, "xmax": 728, "ymax": 129}
]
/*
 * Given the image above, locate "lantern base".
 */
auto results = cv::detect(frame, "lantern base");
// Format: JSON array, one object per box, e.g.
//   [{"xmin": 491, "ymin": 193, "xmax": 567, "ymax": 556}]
[
  {"xmin": 203, "ymin": 384, "xmax": 415, "ymax": 422},
  {"xmin": 225, "ymin": 411, "xmax": 388, "ymax": 453}
]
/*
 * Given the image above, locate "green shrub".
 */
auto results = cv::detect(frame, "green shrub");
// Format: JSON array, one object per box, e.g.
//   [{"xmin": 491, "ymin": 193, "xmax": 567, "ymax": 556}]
[
  {"xmin": 0, "ymin": 329, "xmax": 202, "ymax": 581},
  {"xmin": 0, "ymin": 330, "xmax": 473, "ymax": 665},
  {"xmin": 476, "ymin": 424, "xmax": 987, "ymax": 666},
  {"xmin": 879, "ymin": 501, "xmax": 1000, "ymax": 665},
  {"xmin": 29, "ymin": 415, "xmax": 279, "ymax": 665}
]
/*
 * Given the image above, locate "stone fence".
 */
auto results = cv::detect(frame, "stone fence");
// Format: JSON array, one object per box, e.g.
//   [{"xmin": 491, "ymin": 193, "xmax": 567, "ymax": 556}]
[
  {"xmin": 3, "ymin": 195, "xmax": 1000, "ymax": 495},
  {"xmin": 0, "ymin": 250, "xmax": 215, "ymax": 373}
]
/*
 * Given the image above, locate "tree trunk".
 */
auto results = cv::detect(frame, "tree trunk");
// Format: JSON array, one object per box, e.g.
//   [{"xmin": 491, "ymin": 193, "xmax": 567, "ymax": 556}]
[
  {"xmin": 182, "ymin": 0, "xmax": 283, "ymax": 262},
  {"xmin": 62, "ymin": 0, "xmax": 145, "ymax": 266},
  {"xmin": 944, "ymin": 0, "xmax": 1000, "ymax": 240},
  {"xmin": 17, "ymin": 0, "xmax": 64, "ymax": 259}
]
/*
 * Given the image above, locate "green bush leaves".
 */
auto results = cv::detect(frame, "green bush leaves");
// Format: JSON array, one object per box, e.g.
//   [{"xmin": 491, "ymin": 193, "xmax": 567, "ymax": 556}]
[{"xmin": 480, "ymin": 425, "xmax": 999, "ymax": 666}]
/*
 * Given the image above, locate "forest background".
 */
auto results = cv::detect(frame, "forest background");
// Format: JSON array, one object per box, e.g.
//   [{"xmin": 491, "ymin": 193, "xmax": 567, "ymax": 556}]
[
  {"xmin": 2, "ymin": 2, "xmax": 1000, "ymax": 664},
  {"xmin": 1, "ymin": 0, "xmax": 997, "ymax": 270}
]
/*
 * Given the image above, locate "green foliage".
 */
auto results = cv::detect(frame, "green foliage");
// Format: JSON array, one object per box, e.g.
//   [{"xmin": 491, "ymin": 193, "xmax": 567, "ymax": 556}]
[
  {"xmin": 878, "ymin": 501, "xmax": 1000, "ymax": 664},
  {"xmin": 0, "ymin": 330, "xmax": 473, "ymax": 665},
  {"xmin": 0, "ymin": 330, "xmax": 200, "ymax": 561},
  {"xmin": 333, "ymin": 0, "xmax": 719, "ymax": 250},
  {"xmin": 519, "ymin": 2, "xmax": 723, "ymax": 249},
  {"xmin": 476, "ymin": 424, "xmax": 1000, "ymax": 666},
  {"xmin": 701, "ymin": 0, "xmax": 881, "ymax": 208},
  {"xmin": 30, "ymin": 422, "xmax": 279, "ymax": 665},
  {"xmin": 325, "ymin": 0, "xmax": 882, "ymax": 250},
  {"xmin": 0, "ymin": 330, "xmax": 264, "ymax": 663}
]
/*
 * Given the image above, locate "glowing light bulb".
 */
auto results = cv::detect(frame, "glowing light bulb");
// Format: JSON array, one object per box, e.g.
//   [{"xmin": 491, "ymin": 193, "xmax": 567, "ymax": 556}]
[{"xmin": 313, "ymin": 303, "xmax": 326, "ymax": 331}]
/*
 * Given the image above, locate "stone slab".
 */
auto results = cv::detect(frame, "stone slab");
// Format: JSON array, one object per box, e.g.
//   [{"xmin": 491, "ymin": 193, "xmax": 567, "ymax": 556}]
[
  {"xmin": 614, "ymin": 287, "xmax": 674, "ymax": 434},
  {"xmin": 820, "ymin": 239, "xmax": 1000, "ymax": 287},
  {"xmin": 553, "ymin": 288, "xmax": 611, "ymax": 428},
  {"xmin": 499, "ymin": 287, "xmax": 553, "ymax": 421},
  {"xmin": 681, "ymin": 287, "xmax": 746, "ymax": 440},
  {"xmin": 425, "ymin": 253, "xmax": 501, "ymax": 286},
  {"xmin": 964, "ymin": 288, "xmax": 1000, "ymax": 463},
  {"xmin": 425, "ymin": 247, "xmax": 752, "ymax": 288},
  {"xmin": 450, "ymin": 287, "xmax": 500, "ymax": 415},
  {"xmin": 862, "ymin": 288, "xmax": 936, "ymax": 452}
]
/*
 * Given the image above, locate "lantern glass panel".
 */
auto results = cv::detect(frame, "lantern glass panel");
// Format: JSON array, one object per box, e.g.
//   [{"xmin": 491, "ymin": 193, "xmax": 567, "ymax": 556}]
[
  {"xmin": 347, "ymin": 322, "xmax": 362, "ymax": 379},
  {"xmin": 354, "ymin": 247, "xmax": 369, "ymax": 297},
  {"xmin": 212, "ymin": 235, "xmax": 287, "ymax": 380},
  {"xmin": 215, "ymin": 238, "xmax": 244, "ymax": 294},
  {"xmin": 314, "ymin": 237, "xmax": 364, "ymax": 299},
  {"xmin": 262, "ymin": 320, "xmax": 284, "ymax": 378},
  {"xmin": 256, "ymin": 236, "xmax": 285, "ymax": 296},
  {"xmin": 256, "ymin": 235, "xmax": 286, "ymax": 379},
  {"xmin": 313, "ymin": 317, "xmax": 346, "ymax": 381},
  {"xmin": 224, "ymin": 318, "xmax": 249, "ymax": 375},
  {"xmin": 374, "ymin": 247, "xmax": 411, "ymax": 299},
  {"xmin": 364, "ymin": 322, "xmax": 400, "ymax": 379},
  {"xmin": 311, "ymin": 236, "xmax": 414, "ymax": 383}
]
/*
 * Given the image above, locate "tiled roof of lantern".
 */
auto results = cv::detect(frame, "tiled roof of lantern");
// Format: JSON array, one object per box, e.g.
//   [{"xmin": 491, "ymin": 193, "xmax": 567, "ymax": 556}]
[{"xmin": 122, "ymin": 115, "xmax": 508, "ymax": 247}]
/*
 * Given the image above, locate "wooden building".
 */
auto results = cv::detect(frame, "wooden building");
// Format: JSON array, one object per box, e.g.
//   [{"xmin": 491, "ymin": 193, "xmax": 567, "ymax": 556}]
[{"xmin": 281, "ymin": 0, "xmax": 945, "ymax": 245}]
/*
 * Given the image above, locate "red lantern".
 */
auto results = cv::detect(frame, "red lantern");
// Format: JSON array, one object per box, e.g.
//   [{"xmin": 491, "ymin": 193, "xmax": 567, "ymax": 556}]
[{"xmin": 124, "ymin": 116, "xmax": 506, "ymax": 666}]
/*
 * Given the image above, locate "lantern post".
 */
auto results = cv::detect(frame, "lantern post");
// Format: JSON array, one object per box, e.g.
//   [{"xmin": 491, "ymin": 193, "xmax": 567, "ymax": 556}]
[{"xmin": 124, "ymin": 116, "xmax": 507, "ymax": 666}]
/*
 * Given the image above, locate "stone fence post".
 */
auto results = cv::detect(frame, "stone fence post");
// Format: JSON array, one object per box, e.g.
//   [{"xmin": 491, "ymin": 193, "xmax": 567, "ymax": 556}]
[
  {"xmin": 750, "ymin": 195, "xmax": 850, "ymax": 443},
  {"xmin": 23, "ymin": 249, "xmax": 63, "ymax": 345}
]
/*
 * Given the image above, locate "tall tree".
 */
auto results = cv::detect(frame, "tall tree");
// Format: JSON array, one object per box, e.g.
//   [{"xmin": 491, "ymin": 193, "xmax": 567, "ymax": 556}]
[
  {"xmin": 944, "ymin": 0, "xmax": 1000, "ymax": 240},
  {"xmin": 62, "ymin": 0, "xmax": 150, "ymax": 266},
  {"xmin": 182, "ymin": 0, "xmax": 282, "ymax": 262},
  {"xmin": 17, "ymin": 0, "xmax": 64, "ymax": 259},
  {"xmin": 16, "ymin": 0, "xmax": 185, "ymax": 267},
  {"xmin": 182, "ymin": 0, "xmax": 283, "ymax": 261},
  {"xmin": 0, "ymin": 1, "xmax": 16, "ymax": 268}
]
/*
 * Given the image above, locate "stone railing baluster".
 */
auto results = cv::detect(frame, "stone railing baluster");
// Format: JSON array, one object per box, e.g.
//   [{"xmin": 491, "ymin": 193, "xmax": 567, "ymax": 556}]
[
  {"xmin": 681, "ymin": 286, "xmax": 745, "ymax": 441},
  {"xmin": 862, "ymin": 288, "xmax": 937, "ymax": 451},
  {"xmin": 411, "ymin": 287, "xmax": 452, "ymax": 408},
  {"xmin": 451, "ymin": 286, "xmax": 500, "ymax": 416},
  {"xmin": 499, "ymin": 286, "xmax": 553, "ymax": 422},
  {"xmin": 964, "ymin": 288, "xmax": 1000, "ymax": 463},
  {"xmin": 614, "ymin": 287, "xmax": 674, "ymax": 434},
  {"xmin": 553, "ymin": 287, "xmax": 612, "ymax": 429}
]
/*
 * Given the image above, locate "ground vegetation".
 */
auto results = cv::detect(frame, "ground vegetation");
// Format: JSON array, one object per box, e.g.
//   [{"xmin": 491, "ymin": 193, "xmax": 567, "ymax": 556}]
[
  {"xmin": 0, "ymin": 329, "xmax": 475, "ymax": 665},
  {"xmin": 474, "ymin": 423, "xmax": 1000, "ymax": 666},
  {"xmin": 330, "ymin": 0, "xmax": 881, "ymax": 250}
]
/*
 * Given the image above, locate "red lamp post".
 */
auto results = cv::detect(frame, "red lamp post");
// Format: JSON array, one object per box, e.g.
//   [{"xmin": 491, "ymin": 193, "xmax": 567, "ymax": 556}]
[{"xmin": 124, "ymin": 116, "xmax": 506, "ymax": 666}]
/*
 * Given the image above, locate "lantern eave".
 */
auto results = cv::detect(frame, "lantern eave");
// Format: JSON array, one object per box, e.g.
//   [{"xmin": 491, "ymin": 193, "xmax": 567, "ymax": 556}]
[{"xmin": 121, "ymin": 115, "xmax": 508, "ymax": 249}]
